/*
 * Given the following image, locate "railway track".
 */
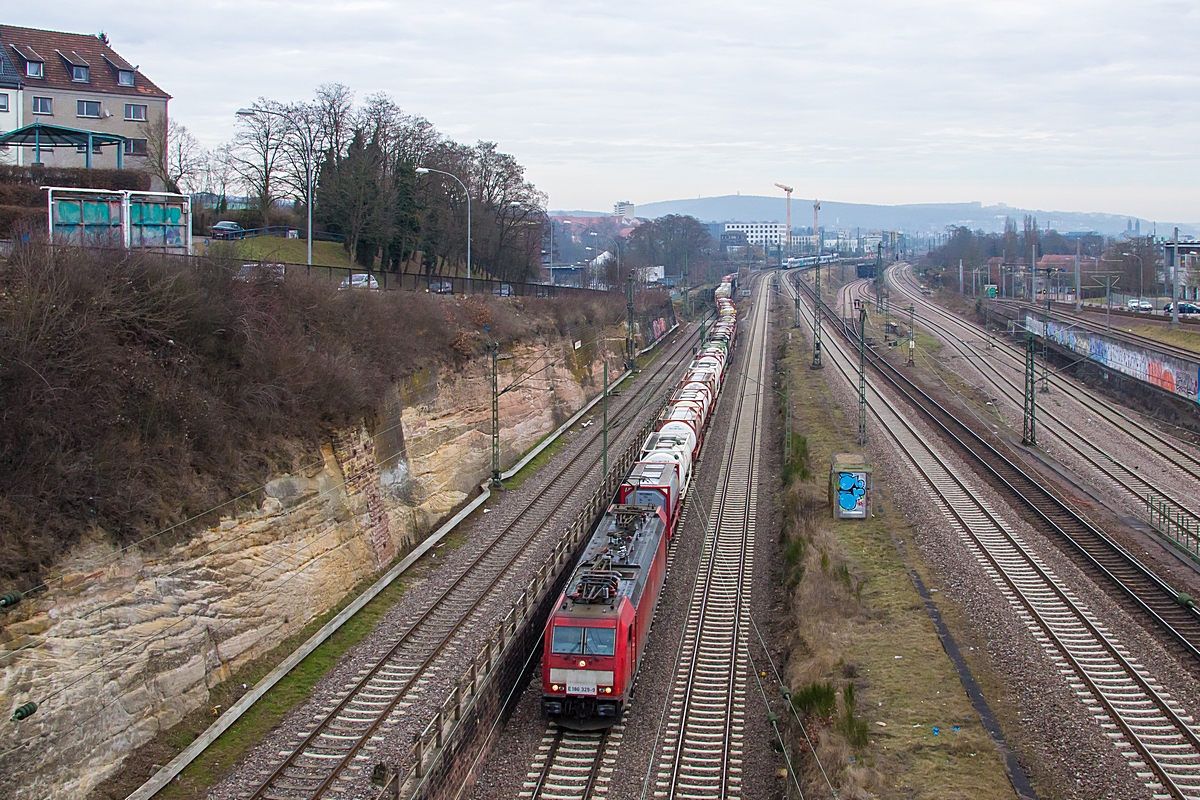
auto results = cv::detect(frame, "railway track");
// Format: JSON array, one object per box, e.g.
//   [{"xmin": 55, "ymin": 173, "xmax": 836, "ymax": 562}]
[
  {"xmin": 787, "ymin": 271, "xmax": 1200, "ymax": 798},
  {"xmin": 815, "ymin": 274, "xmax": 1200, "ymax": 657},
  {"xmin": 651, "ymin": 277, "xmax": 770, "ymax": 799},
  {"xmin": 238, "ymin": 326, "xmax": 704, "ymax": 800},
  {"xmin": 520, "ymin": 726, "xmax": 616, "ymax": 800},
  {"xmin": 887, "ymin": 264, "xmax": 1200, "ymax": 515}
]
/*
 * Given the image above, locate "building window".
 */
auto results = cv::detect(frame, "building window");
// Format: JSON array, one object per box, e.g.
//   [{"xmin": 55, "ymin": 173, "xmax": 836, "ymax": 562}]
[
  {"xmin": 118, "ymin": 70, "xmax": 135, "ymax": 87},
  {"xmin": 124, "ymin": 138, "xmax": 148, "ymax": 156},
  {"xmin": 76, "ymin": 143, "xmax": 103, "ymax": 154},
  {"xmin": 77, "ymin": 100, "xmax": 101, "ymax": 118},
  {"xmin": 124, "ymin": 103, "xmax": 147, "ymax": 121},
  {"xmin": 26, "ymin": 61, "xmax": 43, "ymax": 78},
  {"xmin": 72, "ymin": 65, "xmax": 89, "ymax": 82},
  {"xmin": 0, "ymin": 94, "xmax": 7, "ymax": 112},
  {"xmin": 32, "ymin": 96, "xmax": 52, "ymax": 115}
]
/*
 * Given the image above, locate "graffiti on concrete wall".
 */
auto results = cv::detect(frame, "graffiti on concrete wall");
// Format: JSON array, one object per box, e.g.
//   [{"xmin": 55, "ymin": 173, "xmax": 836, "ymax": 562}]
[{"xmin": 1025, "ymin": 315, "xmax": 1200, "ymax": 404}]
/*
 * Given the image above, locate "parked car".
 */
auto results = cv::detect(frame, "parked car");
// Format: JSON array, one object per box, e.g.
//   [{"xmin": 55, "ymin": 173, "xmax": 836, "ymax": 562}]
[
  {"xmin": 429, "ymin": 280, "xmax": 454, "ymax": 294},
  {"xmin": 493, "ymin": 283, "xmax": 513, "ymax": 297},
  {"xmin": 1164, "ymin": 302, "xmax": 1200, "ymax": 315},
  {"xmin": 234, "ymin": 262, "xmax": 286, "ymax": 283},
  {"xmin": 1125, "ymin": 298, "xmax": 1154, "ymax": 311},
  {"xmin": 338, "ymin": 273, "xmax": 380, "ymax": 291},
  {"xmin": 211, "ymin": 221, "xmax": 244, "ymax": 240}
]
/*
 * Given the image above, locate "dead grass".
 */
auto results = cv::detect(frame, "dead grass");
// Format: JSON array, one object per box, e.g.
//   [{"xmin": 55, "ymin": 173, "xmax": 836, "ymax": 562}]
[
  {"xmin": 1125, "ymin": 323, "xmax": 1200, "ymax": 354},
  {"xmin": 778, "ymin": 318, "xmax": 1016, "ymax": 799},
  {"xmin": 0, "ymin": 243, "xmax": 629, "ymax": 586}
]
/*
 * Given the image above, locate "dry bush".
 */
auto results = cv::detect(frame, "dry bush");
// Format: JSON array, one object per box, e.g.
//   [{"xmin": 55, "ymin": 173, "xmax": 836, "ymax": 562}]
[{"xmin": 0, "ymin": 244, "xmax": 618, "ymax": 586}]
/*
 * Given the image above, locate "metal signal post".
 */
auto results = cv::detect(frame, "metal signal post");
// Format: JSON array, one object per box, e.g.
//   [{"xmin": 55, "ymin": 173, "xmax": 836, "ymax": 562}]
[
  {"xmin": 906, "ymin": 304, "xmax": 915, "ymax": 366},
  {"xmin": 490, "ymin": 342, "xmax": 503, "ymax": 486},
  {"xmin": 858, "ymin": 305, "xmax": 869, "ymax": 445},
  {"xmin": 1022, "ymin": 334, "xmax": 1037, "ymax": 446},
  {"xmin": 626, "ymin": 275, "xmax": 638, "ymax": 372},
  {"xmin": 811, "ymin": 200, "xmax": 823, "ymax": 369}
]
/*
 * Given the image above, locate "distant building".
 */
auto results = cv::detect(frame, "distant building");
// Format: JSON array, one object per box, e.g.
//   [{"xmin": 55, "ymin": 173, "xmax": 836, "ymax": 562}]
[
  {"xmin": 638, "ymin": 265, "xmax": 665, "ymax": 283},
  {"xmin": 720, "ymin": 230, "xmax": 747, "ymax": 249},
  {"xmin": 0, "ymin": 25, "xmax": 169, "ymax": 169},
  {"xmin": 614, "ymin": 201, "xmax": 635, "ymax": 220},
  {"xmin": 723, "ymin": 221, "xmax": 787, "ymax": 247}
]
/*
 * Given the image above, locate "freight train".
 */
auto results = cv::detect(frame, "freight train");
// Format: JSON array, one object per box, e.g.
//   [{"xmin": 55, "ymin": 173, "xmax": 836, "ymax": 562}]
[{"xmin": 541, "ymin": 274, "xmax": 740, "ymax": 729}]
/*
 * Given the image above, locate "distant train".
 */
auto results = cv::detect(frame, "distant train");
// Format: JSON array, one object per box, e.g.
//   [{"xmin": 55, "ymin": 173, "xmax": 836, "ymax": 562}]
[
  {"xmin": 783, "ymin": 254, "xmax": 839, "ymax": 269},
  {"xmin": 856, "ymin": 262, "xmax": 877, "ymax": 279},
  {"xmin": 541, "ymin": 274, "xmax": 740, "ymax": 729}
]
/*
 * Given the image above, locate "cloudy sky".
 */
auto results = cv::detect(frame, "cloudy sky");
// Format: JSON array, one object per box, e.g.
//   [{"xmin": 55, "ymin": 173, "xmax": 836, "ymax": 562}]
[{"xmin": 15, "ymin": 1, "xmax": 1200, "ymax": 221}]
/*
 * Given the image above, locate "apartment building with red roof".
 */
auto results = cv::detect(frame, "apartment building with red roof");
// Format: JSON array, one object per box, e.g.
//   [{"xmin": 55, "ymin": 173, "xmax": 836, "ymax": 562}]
[{"xmin": 0, "ymin": 25, "xmax": 169, "ymax": 169}]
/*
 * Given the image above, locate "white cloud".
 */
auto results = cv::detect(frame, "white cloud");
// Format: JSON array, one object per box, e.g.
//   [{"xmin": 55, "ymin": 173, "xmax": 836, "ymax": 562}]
[{"xmin": 12, "ymin": 0, "xmax": 1200, "ymax": 220}]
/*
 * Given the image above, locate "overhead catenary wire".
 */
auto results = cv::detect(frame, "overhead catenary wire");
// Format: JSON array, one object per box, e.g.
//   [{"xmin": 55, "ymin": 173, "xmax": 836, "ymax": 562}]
[
  {"xmin": 746, "ymin": 643, "xmax": 806, "ymax": 800},
  {"xmin": 749, "ymin": 613, "xmax": 839, "ymax": 799}
]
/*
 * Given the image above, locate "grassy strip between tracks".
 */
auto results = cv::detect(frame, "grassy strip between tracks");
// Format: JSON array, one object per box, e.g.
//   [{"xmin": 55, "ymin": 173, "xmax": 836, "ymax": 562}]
[{"xmin": 777, "ymin": 309, "xmax": 1017, "ymax": 799}]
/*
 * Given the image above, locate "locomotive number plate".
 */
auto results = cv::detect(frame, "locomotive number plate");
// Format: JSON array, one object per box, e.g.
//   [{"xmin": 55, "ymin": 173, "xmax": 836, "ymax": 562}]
[{"xmin": 567, "ymin": 683, "xmax": 597, "ymax": 695}]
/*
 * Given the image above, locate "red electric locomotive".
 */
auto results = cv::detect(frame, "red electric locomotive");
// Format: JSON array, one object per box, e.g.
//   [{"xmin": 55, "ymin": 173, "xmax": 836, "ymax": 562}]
[
  {"xmin": 541, "ymin": 273, "xmax": 739, "ymax": 729},
  {"xmin": 541, "ymin": 503, "xmax": 669, "ymax": 728}
]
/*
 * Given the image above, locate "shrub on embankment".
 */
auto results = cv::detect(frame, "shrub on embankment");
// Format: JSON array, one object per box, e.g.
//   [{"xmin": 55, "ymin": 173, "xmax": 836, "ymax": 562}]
[{"xmin": 0, "ymin": 244, "xmax": 624, "ymax": 586}]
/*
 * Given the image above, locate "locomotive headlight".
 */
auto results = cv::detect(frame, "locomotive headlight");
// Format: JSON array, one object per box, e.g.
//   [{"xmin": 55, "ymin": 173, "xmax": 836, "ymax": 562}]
[
  {"xmin": 551, "ymin": 684, "xmax": 559, "ymax": 691},
  {"xmin": 578, "ymin": 660, "xmax": 587, "ymax": 667}
]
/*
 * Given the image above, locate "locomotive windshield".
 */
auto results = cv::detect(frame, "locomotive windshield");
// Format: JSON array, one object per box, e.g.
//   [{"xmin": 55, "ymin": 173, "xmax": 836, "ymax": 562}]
[
  {"xmin": 584, "ymin": 627, "xmax": 616, "ymax": 656},
  {"xmin": 552, "ymin": 626, "xmax": 584, "ymax": 654},
  {"xmin": 551, "ymin": 625, "xmax": 616, "ymax": 656}
]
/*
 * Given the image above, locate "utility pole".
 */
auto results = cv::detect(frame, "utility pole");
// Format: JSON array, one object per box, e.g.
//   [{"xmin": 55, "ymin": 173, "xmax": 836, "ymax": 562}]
[
  {"xmin": 1172, "ymin": 227, "xmax": 1180, "ymax": 327},
  {"xmin": 1022, "ymin": 334, "xmax": 1037, "ymax": 446},
  {"xmin": 784, "ymin": 368, "xmax": 792, "ymax": 461},
  {"xmin": 907, "ymin": 304, "xmax": 915, "ymax": 366},
  {"xmin": 959, "ymin": 258, "xmax": 963, "ymax": 295},
  {"xmin": 884, "ymin": 295, "xmax": 891, "ymax": 344},
  {"xmin": 489, "ymin": 342, "xmax": 502, "ymax": 486},
  {"xmin": 1080, "ymin": 239, "xmax": 1089, "ymax": 311},
  {"xmin": 626, "ymin": 274, "xmax": 637, "ymax": 372},
  {"xmin": 858, "ymin": 305, "xmax": 868, "ymax": 445},
  {"xmin": 602, "ymin": 361, "xmax": 608, "ymax": 477},
  {"xmin": 1031, "ymin": 243, "xmax": 1038, "ymax": 302},
  {"xmin": 811, "ymin": 199, "xmax": 824, "ymax": 370}
]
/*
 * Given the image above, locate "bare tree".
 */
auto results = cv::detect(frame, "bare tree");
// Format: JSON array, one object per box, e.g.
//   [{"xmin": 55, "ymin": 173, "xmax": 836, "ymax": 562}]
[
  {"xmin": 316, "ymin": 83, "xmax": 355, "ymax": 160},
  {"xmin": 141, "ymin": 114, "xmax": 203, "ymax": 194},
  {"xmin": 233, "ymin": 98, "xmax": 289, "ymax": 228}
]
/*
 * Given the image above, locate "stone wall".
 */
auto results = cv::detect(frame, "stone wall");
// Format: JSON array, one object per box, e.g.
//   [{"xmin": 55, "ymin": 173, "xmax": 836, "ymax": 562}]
[{"xmin": 0, "ymin": 332, "xmax": 622, "ymax": 800}]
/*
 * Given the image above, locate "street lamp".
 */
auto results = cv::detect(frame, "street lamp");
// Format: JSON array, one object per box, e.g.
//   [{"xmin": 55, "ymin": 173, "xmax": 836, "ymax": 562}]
[
  {"xmin": 588, "ymin": 230, "xmax": 622, "ymax": 287},
  {"xmin": 236, "ymin": 106, "xmax": 314, "ymax": 268},
  {"xmin": 1129, "ymin": 251, "xmax": 1144, "ymax": 306},
  {"xmin": 415, "ymin": 167, "xmax": 471, "ymax": 281}
]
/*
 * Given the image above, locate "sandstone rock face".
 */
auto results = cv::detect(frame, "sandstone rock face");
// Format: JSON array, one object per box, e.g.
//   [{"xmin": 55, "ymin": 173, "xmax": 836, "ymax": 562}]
[{"xmin": 0, "ymin": 334, "xmax": 623, "ymax": 800}]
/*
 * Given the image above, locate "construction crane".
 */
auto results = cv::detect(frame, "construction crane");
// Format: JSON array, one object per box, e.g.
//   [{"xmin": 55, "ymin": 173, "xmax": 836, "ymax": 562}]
[{"xmin": 774, "ymin": 183, "xmax": 792, "ymax": 259}]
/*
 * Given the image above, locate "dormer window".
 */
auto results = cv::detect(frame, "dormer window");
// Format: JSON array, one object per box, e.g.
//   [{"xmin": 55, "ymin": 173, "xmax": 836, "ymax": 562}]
[
  {"xmin": 12, "ymin": 44, "xmax": 47, "ymax": 78},
  {"xmin": 118, "ymin": 70, "xmax": 135, "ymax": 87},
  {"xmin": 72, "ymin": 65, "xmax": 89, "ymax": 82}
]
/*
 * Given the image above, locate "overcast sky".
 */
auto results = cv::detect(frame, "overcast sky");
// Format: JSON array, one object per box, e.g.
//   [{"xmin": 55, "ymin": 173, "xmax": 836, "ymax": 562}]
[{"xmin": 15, "ymin": 2, "xmax": 1200, "ymax": 221}]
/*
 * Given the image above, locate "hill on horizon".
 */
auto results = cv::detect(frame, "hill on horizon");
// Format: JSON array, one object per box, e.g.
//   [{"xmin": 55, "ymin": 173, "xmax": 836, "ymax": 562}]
[{"xmin": 614, "ymin": 195, "xmax": 1195, "ymax": 238}]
